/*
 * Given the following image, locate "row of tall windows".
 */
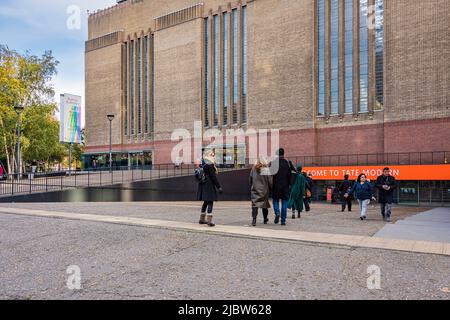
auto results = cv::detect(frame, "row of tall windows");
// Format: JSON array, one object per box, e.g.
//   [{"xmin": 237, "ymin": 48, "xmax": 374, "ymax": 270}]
[
  {"xmin": 204, "ymin": 6, "xmax": 247, "ymax": 128},
  {"xmin": 317, "ymin": 0, "xmax": 384, "ymax": 117},
  {"xmin": 123, "ymin": 35, "xmax": 155, "ymax": 137}
]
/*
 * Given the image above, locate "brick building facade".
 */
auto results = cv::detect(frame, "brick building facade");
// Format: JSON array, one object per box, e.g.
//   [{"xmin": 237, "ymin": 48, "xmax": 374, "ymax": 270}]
[{"xmin": 84, "ymin": 0, "xmax": 450, "ymax": 167}]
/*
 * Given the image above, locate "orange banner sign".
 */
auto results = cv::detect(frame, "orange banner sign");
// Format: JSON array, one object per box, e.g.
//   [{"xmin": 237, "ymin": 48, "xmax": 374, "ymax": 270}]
[{"xmin": 303, "ymin": 165, "xmax": 450, "ymax": 181}]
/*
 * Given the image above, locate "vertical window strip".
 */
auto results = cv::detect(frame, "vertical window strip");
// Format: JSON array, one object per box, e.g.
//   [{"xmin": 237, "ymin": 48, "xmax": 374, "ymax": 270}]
[
  {"xmin": 330, "ymin": 0, "xmax": 339, "ymax": 115},
  {"xmin": 375, "ymin": 0, "xmax": 384, "ymax": 108},
  {"xmin": 359, "ymin": 0, "xmax": 369, "ymax": 113},
  {"xmin": 151, "ymin": 34, "xmax": 155, "ymax": 133},
  {"xmin": 223, "ymin": 12, "xmax": 228, "ymax": 126},
  {"xmin": 232, "ymin": 9, "xmax": 238, "ymax": 124},
  {"xmin": 344, "ymin": 0, "xmax": 353, "ymax": 114},
  {"xmin": 145, "ymin": 35, "xmax": 149, "ymax": 134},
  {"xmin": 317, "ymin": 0, "xmax": 325, "ymax": 116},
  {"xmin": 204, "ymin": 18, "xmax": 210, "ymax": 128},
  {"xmin": 124, "ymin": 42, "xmax": 128, "ymax": 135},
  {"xmin": 137, "ymin": 38, "xmax": 142, "ymax": 134},
  {"xmin": 130, "ymin": 40, "xmax": 135, "ymax": 135},
  {"xmin": 241, "ymin": 6, "xmax": 247, "ymax": 124},
  {"xmin": 213, "ymin": 15, "xmax": 219, "ymax": 127}
]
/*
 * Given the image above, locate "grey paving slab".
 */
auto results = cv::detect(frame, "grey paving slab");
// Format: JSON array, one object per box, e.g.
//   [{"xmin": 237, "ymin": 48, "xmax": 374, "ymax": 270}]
[
  {"xmin": 0, "ymin": 202, "xmax": 426, "ymax": 237},
  {"xmin": 0, "ymin": 213, "xmax": 449, "ymax": 300},
  {"xmin": 0, "ymin": 206, "xmax": 447, "ymax": 256},
  {"xmin": 375, "ymin": 208, "xmax": 450, "ymax": 243}
]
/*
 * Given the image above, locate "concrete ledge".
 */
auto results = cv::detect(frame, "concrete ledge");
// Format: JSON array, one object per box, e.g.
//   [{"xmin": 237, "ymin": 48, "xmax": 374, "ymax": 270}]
[{"xmin": 0, "ymin": 206, "xmax": 449, "ymax": 257}]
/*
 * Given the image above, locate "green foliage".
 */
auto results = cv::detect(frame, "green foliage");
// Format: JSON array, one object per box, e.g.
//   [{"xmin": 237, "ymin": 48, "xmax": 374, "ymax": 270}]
[{"xmin": 0, "ymin": 45, "xmax": 66, "ymax": 173}]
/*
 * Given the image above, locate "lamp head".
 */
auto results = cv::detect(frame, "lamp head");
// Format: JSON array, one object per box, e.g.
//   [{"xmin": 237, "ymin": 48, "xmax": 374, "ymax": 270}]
[
  {"xmin": 107, "ymin": 114, "xmax": 115, "ymax": 121},
  {"xmin": 14, "ymin": 102, "xmax": 24, "ymax": 113}
]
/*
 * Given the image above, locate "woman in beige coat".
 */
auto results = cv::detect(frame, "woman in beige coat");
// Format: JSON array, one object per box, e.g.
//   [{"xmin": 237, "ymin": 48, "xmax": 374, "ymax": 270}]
[{"xmin": 249, "ymin": 158, "xmax": 273, "ymax": 226}]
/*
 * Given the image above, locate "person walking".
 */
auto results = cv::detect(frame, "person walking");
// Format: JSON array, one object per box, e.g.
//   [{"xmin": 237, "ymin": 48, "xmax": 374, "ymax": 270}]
[
  {"xmin": 197, "ymin": 151, "xmax": 223, "ymax": 227},
  {"xmin": 345, "ymin": 174, "xmax": 375, "ymax": 221},
  {"xmin": 375, "ymin": 167, "xmax": 397, "ymax": 222},
  {"xmin": 288, "ymin": 165, "xmax": 306, "ymax": 219},
  {"xmin": 249, "ymin": 158, "xmax": 273, "ymax": 226},
  {"xmin": 288, "ymin": 160, "xmax": 298, "ymax": 219},
  {"xmin": 270, "ymin": 148, "xmax": 292, "ymax": 226},
  {"xmin": 303, "ymin": 172, "xmax": 313, "ymax": 212},
  {"xmin": 338, "ymin": 174, "xmax": 353, "ymax": 212}
]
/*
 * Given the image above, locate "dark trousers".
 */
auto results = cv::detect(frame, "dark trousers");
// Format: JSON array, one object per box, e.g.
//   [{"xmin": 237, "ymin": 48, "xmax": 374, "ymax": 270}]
[
  {"xmin": 380, "ymin": 203, "xmax": 393, "ymax": 218},
  {"xmin": 252, "ymin": 207, "xmax": 269, "ymax": 220},
  {"xmin": 201, "ymin": 201, "xmax": 214, "ymax": 214},
  {"xmin": 304, "ymin": 197, "xmax": 311, "ymax": 212},
  {"xmin": 342, "ymin": 199, "xmax": 352, "ymax": 211}
]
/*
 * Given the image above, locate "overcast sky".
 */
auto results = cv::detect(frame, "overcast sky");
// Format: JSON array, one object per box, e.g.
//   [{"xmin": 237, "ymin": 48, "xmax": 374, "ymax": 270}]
[{"xmin": 0, "ymin": 0, "xmax": 117, "ymax": 127}]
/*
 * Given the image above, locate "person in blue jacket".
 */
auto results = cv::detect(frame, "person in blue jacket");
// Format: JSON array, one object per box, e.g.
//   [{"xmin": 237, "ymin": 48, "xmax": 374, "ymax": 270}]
[{"xmin": 345, "ymin": 173, "xmax": 376, "ymax": 221}]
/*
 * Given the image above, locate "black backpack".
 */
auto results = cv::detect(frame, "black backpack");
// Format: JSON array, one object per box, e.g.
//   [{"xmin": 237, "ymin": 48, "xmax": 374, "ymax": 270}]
[{"xmin": 194, "ymin": 165, "xmax": 208, "ymax": 184}]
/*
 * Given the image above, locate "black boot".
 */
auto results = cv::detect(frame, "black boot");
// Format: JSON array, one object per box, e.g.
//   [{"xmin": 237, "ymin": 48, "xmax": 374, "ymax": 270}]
[
  {"xmin": 274, "ymin": 215, "xmax": 280, "ymax": 224},
  {"xmin": 252, "ymin": 208, "xmax": 258, "ymax": 227},
  {"xmin": 262, "ymin": 209, "xmax": 269, "ymax": 224}
]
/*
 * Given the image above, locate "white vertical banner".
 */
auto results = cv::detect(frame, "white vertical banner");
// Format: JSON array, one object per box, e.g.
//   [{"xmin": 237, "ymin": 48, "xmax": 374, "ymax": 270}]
[{"xmin": 60, "ymin": 93, "xmax": 82, "ymax": 144}]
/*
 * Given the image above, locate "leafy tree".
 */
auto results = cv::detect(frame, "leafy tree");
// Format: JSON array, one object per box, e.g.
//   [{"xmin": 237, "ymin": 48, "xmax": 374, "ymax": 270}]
[{"xmin": 0, "ymin": 45, "xmax": 60, "ymax": 174}]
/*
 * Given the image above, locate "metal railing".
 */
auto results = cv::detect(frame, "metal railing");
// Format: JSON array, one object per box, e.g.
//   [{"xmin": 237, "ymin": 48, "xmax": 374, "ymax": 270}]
[
  {"xmin": 284, "ymin": 151, "xmax": 449, "ymax": 167},
  {"xmin": 0, "ymin": 164, "xmax": 240, "ymax": 198},
  {"xmin": 1, "ymin": 150, "xmax": 449, "ymax": 198}
]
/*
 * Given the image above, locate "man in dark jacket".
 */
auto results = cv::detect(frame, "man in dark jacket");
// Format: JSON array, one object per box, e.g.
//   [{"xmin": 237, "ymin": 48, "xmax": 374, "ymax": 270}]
[
  {"xmin": 339, "ymin": 175, "xmax": 353, "ymax": 212},
  {"xmin": 375, "ymin": 168, "xmax": 397, "ymax": 222},
  {"xmin": 270, "ymin": 148, "xmax": 292, "ymax": 226}
]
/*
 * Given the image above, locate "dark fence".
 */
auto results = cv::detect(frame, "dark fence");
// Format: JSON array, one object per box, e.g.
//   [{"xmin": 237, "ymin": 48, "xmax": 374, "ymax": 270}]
[
  {"xmin": 1, "ymin": 151, "xmax": 449, "ymax": 199},
  {"xmin": 0, "ymin": 168, "xmax": 252, "ymax": 203},
  {"xmin": 284, "ymin": 151, "xmax": 449, "ymax": 167},
  {"xmin": 0, "ymin": 164, "xmax": 234, "ymax": 198}
]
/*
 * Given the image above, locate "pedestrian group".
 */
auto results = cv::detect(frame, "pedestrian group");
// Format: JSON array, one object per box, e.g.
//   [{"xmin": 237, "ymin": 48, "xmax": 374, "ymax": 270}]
[{"xmin": 197, "ymin": 148, "xmax": 397, "ymax": 227}]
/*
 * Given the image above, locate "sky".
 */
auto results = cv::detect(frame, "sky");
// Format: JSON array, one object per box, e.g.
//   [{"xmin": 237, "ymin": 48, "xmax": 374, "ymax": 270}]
[{"xmin": 0, "ymin": 0, "xmax": 117, "ymax": 127}]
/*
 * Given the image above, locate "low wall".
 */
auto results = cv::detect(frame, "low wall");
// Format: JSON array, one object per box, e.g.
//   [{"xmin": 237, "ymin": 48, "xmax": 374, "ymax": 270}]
[{"xmin": 0, "ymin": 169, "xmax": 252, "ymax": 203}]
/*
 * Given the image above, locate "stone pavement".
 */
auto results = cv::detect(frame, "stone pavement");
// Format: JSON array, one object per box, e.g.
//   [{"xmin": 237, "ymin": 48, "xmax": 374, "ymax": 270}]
[
  {"xmin": 375, "ymin": 208, "xmax": 450, "ymax": 243},
  {"xmin": 0, "ymin": 203, "xmax": 448, "ymax": 256},
  {"xmin": 0, "ymin": 202, "xmax": 449, "ymax": 300},
  {"xmin": 0, "ymin": 202, "xmax": 425, "ymax": 237}
]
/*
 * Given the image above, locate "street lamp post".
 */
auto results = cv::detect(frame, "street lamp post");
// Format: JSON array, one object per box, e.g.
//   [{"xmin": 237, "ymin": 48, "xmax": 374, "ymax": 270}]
[
  {"xmin": 14, "ymin": 102, "xmax": 24, "ymax": 181},
  {"xmin": 107, "ymin": 115, "xmax": 115, "ymax": 172}
]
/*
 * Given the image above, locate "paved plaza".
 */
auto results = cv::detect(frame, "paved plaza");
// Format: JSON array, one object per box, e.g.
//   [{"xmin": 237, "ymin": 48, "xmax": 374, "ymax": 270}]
[{"xmin": 0, "ymin": 202, "xmax": 448, "ymax": 300}]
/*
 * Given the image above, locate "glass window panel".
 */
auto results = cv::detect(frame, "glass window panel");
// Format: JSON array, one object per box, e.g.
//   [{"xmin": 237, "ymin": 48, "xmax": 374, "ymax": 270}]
[
  {"xmin": 232, "ymin": 9, "xmax": 238, "ymax": 123},
  {"xmin": 204, "ymin": 18, "xmax": 209, "ymax": 127},
  {"xmin": 223, "ymin": 12, "xmax": 228, "ymax": 126},
  {"xmin": 130, "ymin": 40, "xmax": 135, "ymax": 135},
  {"xmin": 214, "ymin": 15, "xmax": 219, "ymax": 126},
  {"xmin": 317, "ymin": 0, "xmax": 325, "ymax": 116},
  {"xmin": 137, "ymin": 38, "xmax": 141, "ymax": 134},
  {"xmin": 242, "ymin": 6, "xmax": 248, "ymax": 123}
]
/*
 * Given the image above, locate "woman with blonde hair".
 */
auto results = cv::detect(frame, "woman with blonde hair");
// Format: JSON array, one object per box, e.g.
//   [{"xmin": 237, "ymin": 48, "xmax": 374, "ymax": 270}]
[
  {"xmin": 249, "ymin": 157, "xmax": 273, "ymax": 226},
  {"xmin": 197, "ymin": 150, "xmax": 223, "ymax": 227}
]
